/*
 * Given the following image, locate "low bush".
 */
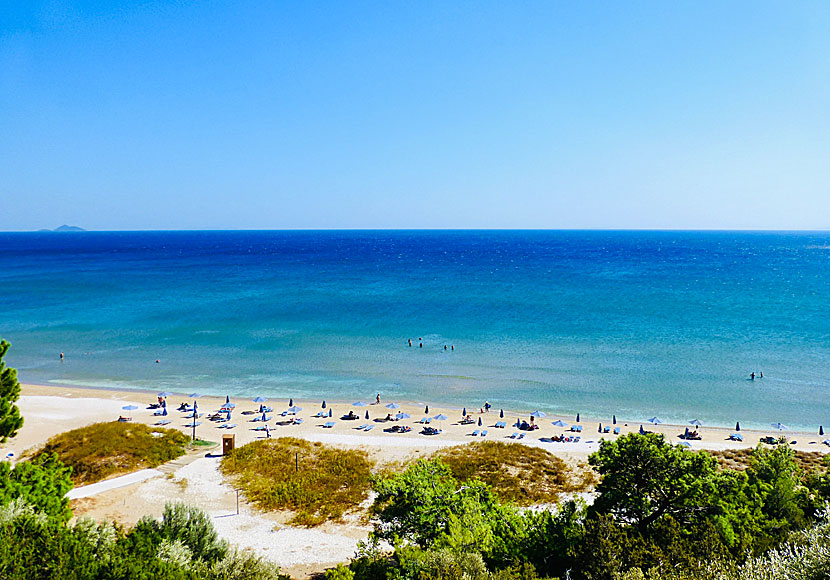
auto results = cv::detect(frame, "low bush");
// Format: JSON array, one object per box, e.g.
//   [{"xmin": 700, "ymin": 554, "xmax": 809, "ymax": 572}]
[
  {"xmin": 432, "ymin": 440, "xmax": 594, "ymax": 505},
  {"xmin": 30, "ymin": 421, "xmax": 190, "ymax": 485},
  {"xmin": 219, "ymin": 437, "xmax": 373, "ymax": 526}
]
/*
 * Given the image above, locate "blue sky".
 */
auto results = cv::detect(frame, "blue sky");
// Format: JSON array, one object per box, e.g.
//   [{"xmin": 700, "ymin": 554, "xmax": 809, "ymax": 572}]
[{"xmin": 1, "ymin": 1, "xmax": 829, "ymax": 230}]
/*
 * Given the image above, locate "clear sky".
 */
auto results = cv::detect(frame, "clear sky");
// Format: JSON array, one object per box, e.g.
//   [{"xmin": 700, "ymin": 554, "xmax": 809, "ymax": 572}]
[{"xmin": 2, "ymin": 1, "xmax": 829, "ymax": 230}]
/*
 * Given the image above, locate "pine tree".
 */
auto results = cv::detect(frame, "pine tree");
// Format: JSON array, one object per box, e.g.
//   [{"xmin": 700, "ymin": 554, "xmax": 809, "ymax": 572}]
[{"xmin": 0, "ymin": 339, "xmax": 24, "ymax": 442}]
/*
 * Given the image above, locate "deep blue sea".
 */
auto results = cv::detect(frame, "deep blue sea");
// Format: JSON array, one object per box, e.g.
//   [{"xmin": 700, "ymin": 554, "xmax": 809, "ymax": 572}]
[{"xmin": 2, "ymin": 230, "xmax": 829, "ymax": 430}]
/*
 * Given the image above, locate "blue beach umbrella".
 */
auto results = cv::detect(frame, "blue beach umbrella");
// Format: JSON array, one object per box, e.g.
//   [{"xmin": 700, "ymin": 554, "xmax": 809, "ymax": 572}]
[
  {"xmin": 478, "ymin": 417, "xmax": 482, "ymax": 426},
  {"xmin": 221, "ymin": 402, "xmax": 235, "ymax": 409},
  {"xmin": 386, "ymin": 403, "xmax": 400, "ymax": 410},
  {"xmin": 328, "ymin": 408, "xmax": 333, "ymax": 417},
  {"xmin": 122, "ymin": 405, "xmax": 139, "ymax": 411},
  {"xmin": 365, "ymin": 411, "xmax": 370, "ymax": 420},
  {"xmin": 736, "ymin": 421, "xmax": 741, "ymax": 431},
  {"xmin": 225, "ymin": 395, "xmax": 230, "ymax": 404},
  {"xmin": 462, "ymin": 407, "xmax": 467, "ymax": 416},
  {"xmin": 253, "ymin": 396, "xmax": 268, "ymax": 403},
  {"xmin": 322, "ymin": 400, "xmax": 326, "ymax": 408},
  {"xmin": 288, "ymin": 406, "xmax": 302, "ymax": 414},
  {"xmin": 689, "ymin": 419, "xmax": 703, "ymax": 426},
  {"xmin": 396, "ymin": 412, "xmax": 411, "ymax": 420},
  {"xmin": 158, "ymin": 391, "xmax": 173, "ymax": 398},
  {"xmin": 576, "ymin": 413, "xmax": 580, "ymax": 423},
  {"xmin": 612, "ymin": 415, "xmax": 617, "ymax": 424},
  {"xmin": 639, "ymin": 425, "xmax": 646, "ymax": 435},
  {"xmin": 552, "ymin": 420, "xmax": 569, "ymax": 428},
  {"xmin": 353, "ymin": 401, "xmax": 368, "ymax": 407},
  {"xmin": 193, "ymin": 401, "xmax": 198, "ymax": 411},
  {"xmin": 679, "ymin": 441, "xmax": 692, "ymax": 447},
  {"xmin": 189, "ymin": 393, "xmax": 202, "ymax": 399},
  {"xmin": 530, "ymin": 411, "xmax": 547, "ymax": 419},
  {"xmin": 425, "ymin": 405, "xmax": 429, "ymax": 414},
  {"xmin": 433, "ymin": 414, "xmax": 448, "ymax": 421},
  {"xmin": 648, "ymin": 417, "xmax": 663, "ymax": 425},
  {"xmin": 820, "ymin": 426, "xmax": 824, "ymax": 436},
  {"xmin": 289, "ymin": 398, "xmax": 293, "ymax": 407},
  {"xmin": 772, "ymin": 422, "xmax": 789, "ymax": 431},
  {"xmin": 500, "ymin": 409, "xmax": 504, "ymax": 418}
]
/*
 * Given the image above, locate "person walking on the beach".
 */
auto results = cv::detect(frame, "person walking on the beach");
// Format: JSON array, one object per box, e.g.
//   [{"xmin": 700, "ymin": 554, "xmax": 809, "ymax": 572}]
[
  {"xmin": 265, "ymin": 424, "xmax": 271, "ymax": 438},
  {"xmin": 376, "ymin": 393, "xmax": 381, "ymax": 405}
]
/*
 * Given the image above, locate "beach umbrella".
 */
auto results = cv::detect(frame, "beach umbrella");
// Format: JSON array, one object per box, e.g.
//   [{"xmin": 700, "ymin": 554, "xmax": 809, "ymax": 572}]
[
  {"xmin": 193, "ymin": 401, "xmax": 198, "ymax": 411},
  {"xmin": 158, "ymin": 391, "xmax": 173, "ymax": 398},
  {"xmin": 253, "ymin": 396, "xmax": 268, "ymax": 403},
  {"xmin": 679, "ymin": 441, "xmax": 692, "ymax": 447},
  {"xmin": 736, "ymin": 421, "xmax": 741, "ymax": 431},
  {"xmin": 552, "ymin": 420, "xmax": 569, "ymax": 428},
  {"xmin": 322, "ymin": 400, "xmax": 326, "ymax": 408},
  {"xmin": 365, "ymin": 410, "xmax": 370, "ymax": 420},
  {"xmin": 396, "ymin": 412, "xmax": 411, "ymax": 420},
  {"xmin": 684, "ymin": 427, "xmax": 690, "ymax": 437},
  {"xmin": 353, "ymin": 401, "xmax": 368, "ymax": 407},
  {"xmin": 820, "ymin": 426, "xmax": 825, "ymax": 436},
  {"xmin": 530, "ymin": 411, "xmax": 547, "ymax": 419},
  {"xmin": 771, "ymin": 422, "xmax": 789, "ymax": 431},
  {"xmin": 289, "ymin": 398, "xmax": 294, "ymax": 407},
  {"xmin": 462, "ymin": 407, "xmax": 467, "ymax": 416},
  {"xmin": 478, "ymin": 417, "xmax": 482, "ymax": 426},
  {"xmin": 122, "ymin": 405, "xmax": 139, "ymax": 411},
  {"xmin": 433, "ymin": 414, "xmax": 448, "ymax": 421},
  {"xmin": 425, "ymin": 405, "xmax": 429, "ymax": 414},
  {"xmin": 576, "ymin": 413, "xmax": 580, "ymax": 423},
  {"xmin": 500, "ymin": 409, "xmax": 504, "ymax": 418},
  {"xmin": 288, "ymin": 406, "xmax": 302, "ymax": 414},
  {"xmin": 598, "ymin": 423, "xmax": 603, "ymax": 433},
  {"xmin": 689, "ymin": 419, "xmax": 703, "ymax": 426},
  {"xmin": 647, "ymin": 417, "xmax": 663, "ymax": 425},
  {"xmin": 639, "ymin": 425, "xmax": 645, "ymax": 435},
  {"xmin": 386, "ymin": 403, "xmax": 400, "ymax": 410},
  {"xmin": 328, "ymin": 408, "xmax": 333, "ymax": 417},
  {"xmin": 225, "ymin": 395, "xmax": 230, "ymax": 404},
  {"xmin": 162, "ymin": 407, "xmax": 168, "ymax": 416},
  {"xmin": 613, "ymin": 415, "xmax": 617, "ymax": 424},
  {"xmin": 189, "ymin": 393, "xmax": 202, "ymax": 399},
  {"xmin": 221, "ymin": 402, "xmax": 235, "ymax": 409}
]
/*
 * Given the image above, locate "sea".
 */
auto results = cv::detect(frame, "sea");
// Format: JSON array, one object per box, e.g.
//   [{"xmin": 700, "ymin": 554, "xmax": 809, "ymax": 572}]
[{"xmin": 1, "ymin": 230, "xmax": 829, "ymax": 430}]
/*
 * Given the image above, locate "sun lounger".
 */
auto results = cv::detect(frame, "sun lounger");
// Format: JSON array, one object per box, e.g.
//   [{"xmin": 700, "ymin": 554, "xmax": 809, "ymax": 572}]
[
  {"xmin": 729, "ymin": 433, "xmax": 743, "ymax": 441},
  {"xmin": 419, "ymin": 417, "xmax": 432, "ymax": 424},
  {"xmin": 313, "ymin": 411, "xmax": 327, "ymax": 418},
  {"xmin": 509, "ymin": 432, "xmax": 518, "ymax": 439},
  {"xmin": 356, "ymin": 424, "xmax": 369, "ymax": 430},
  {"xmin": 517, "ymin": 433, "xmax": 525, "ymax": 440},
  {"xmin": 252, "ymin": 426, "xmax": 267, "ymax": 431},
  {"xmin": 471, "ymin": 430, "xmax": 480, "ymax": 436},
  {"xmin": 603, "ymin": 426, "xmax": 610, "ymax": 433},
  {"xmin": 323, "ymin": 421, "xmax": 336, "ymax": 428},
  {"xmin": 224, "ymin": 424, "xmax": 237, "ymax": 429},
  {"xmin": 291, "ymin": 418, "xmax": 303, "ymax": 425},
  {"xmin": 481, "ymin": 430, "xmax": 488, "ymax": 437},
  {"xmin": 154, "ymin": 420, "xmax": 171, "ymax": 425},
  {"xmin": 184, "ymin": 421, "xmax": 201, "ymax": 427},
  {"xmin": 495, "ymin": 421, "xmax": 506, "ymax": 428},
  {"xmin": 613, "ymin": 427, "xmax": 620, "ymax": 435},
  {"xmin": 363, "ymin": 425, "xmax": 374, "ymax": 431}
]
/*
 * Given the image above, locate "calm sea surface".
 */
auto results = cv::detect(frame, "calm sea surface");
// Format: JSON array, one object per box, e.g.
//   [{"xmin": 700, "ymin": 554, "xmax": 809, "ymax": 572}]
[{"xmin": 1, "ymin": 230, "xmax": 829, "ymax": 429}]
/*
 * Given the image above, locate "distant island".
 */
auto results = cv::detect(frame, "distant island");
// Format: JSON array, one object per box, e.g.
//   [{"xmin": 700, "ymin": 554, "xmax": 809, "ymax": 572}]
[{"xmin": 38, "ymin": 225, "xmax": 86, "ymax": 232}]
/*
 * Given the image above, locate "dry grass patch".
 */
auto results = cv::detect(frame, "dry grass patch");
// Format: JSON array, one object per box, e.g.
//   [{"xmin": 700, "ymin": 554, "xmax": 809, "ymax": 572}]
[
  {"xmin": 31, "ymin": 421, "xmax": 189, "ymax": 485},
  {"xmin": 219, "ymin": 437, "xmax": 373, "ymax": 526},
  {"xmin": 432, "ymin": 440, "xmax": 595, "ymax": 505},
  {"xmin": 710, "ymin": 448, "xmax": 827, "ymax": 473}
]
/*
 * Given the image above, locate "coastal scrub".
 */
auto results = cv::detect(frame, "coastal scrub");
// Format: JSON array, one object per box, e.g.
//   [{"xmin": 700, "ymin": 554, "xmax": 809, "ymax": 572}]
[
  {"xmin": 219, "ymin": 437, "xmax": 373, "ymax": 526},
  {"xmin": 31, "ymin": 421, "xmax": 189, "ymax": 485}
]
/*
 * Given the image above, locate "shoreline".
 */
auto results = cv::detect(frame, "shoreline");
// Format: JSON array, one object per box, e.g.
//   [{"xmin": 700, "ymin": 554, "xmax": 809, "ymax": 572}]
[{"xmin": 9, "ymin": 382, "xmax": 828, "ymax": 462}]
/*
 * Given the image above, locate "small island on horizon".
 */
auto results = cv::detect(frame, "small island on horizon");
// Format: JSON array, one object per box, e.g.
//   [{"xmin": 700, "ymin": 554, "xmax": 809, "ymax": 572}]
[{"xmin": 38, "ymin": 225, "xmax": 86, "ymax": 232}]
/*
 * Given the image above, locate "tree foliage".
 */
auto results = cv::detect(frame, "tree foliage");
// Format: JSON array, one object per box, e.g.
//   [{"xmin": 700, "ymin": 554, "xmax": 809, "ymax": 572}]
[
  {"xmin": 0, "ymin": 339, "xmax": 24, "ymax": 442},
  {"xmin": 0, "ymin": 452, "xmax": 73, "ymax": 522}
]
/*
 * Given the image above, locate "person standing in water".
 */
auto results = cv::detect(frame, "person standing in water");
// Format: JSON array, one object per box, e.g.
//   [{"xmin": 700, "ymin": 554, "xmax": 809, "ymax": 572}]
[
  {"xmin": 59, "ymin": 352, "xmax": 64, "ymax": 361},
  {"xmin": 750, "ymin": 372, "xmax": 755, "ymax": 380}
]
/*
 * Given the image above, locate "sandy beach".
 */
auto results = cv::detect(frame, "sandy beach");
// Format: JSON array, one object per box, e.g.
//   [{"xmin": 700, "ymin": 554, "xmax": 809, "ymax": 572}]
[{"xmin": 5, "ymin": 382, "xmax": 827, "ymax": 578}]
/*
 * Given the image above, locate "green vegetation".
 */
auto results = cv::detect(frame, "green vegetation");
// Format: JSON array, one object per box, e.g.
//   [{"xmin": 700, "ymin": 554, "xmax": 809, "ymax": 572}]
[
  {"xmin": 433, "ymin": 440, "xmax": 594, "ymax": 505},
  {"xmin": 219, "ymin": 437, "xmax": 373, "ymax": 526},
  {"xmin": 31, "ymin": 421, "xmax": 190, "ymax": 485},
  {"xmin": 0, "ymin": 339, "xmax": 24, "ymax": 442},
  {"xmin": 0, "ymin": 453, "xmax": 73, "ymax": 522}
]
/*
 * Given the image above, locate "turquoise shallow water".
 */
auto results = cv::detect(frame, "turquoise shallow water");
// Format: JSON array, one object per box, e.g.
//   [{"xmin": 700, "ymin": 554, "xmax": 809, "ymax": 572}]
[{"xmin": 1, "ymin": 230, "xmax": 829, "ymax": 430}]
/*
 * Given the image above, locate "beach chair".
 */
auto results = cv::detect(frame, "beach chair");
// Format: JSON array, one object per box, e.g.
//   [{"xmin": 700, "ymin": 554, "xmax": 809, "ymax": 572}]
[
  {"xmin": 496, "ymin": 421, "xmax": 506, "ymax": 428},
  {"xmin": 509, "ymin": 432, "xmax": 518, "ymax": 439},
  {"xmin": 419, "ymin": 417, "xmax": 432, "ymax": 424},
  {"xmin": 603, "ymin": 425, "xmax": 610, "ymax": 433},
  {"xmin": 517, "ymin": 433, "xmax": 525, "ymax": 440},
  {"xmin": 292, "ymin": 418, "xmax": 303, "ymax": 425},
  {"xmin": 481, "ymin": 430, "xmax": 488, "ymax": 437},
  {"xmin": 323, "ymin": 421, "xmax": 335, "ymax": 428},
  {"xmin": 356, "ymin": 424, "xmax": 369, "ymax": 430},
  {"xmin": 363, "ymin": 425, "xmax": 374, "ymax": 431},
  {"xmin": 252, "ymin": 426, "xmax": 267, "ymax": 431},
  {"xmin": 613, "ymin": 426, "xmax": 620, "ymax": 435},
  {"xmin": 471, "ymin": 430, "xmax": 480, "ymax": 436},
  {"xmin": 154, "ymin": 419, "xmax": 171, "ymax": 426},
  {"xmin": 224, "ymin": 424, "xmax": 237, "ymax": 429},
  {"xmin": 313, "ymin": 411, "xmax": 326, "ymax": 418}
]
